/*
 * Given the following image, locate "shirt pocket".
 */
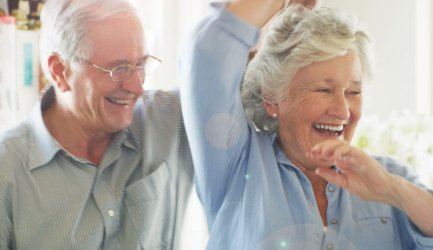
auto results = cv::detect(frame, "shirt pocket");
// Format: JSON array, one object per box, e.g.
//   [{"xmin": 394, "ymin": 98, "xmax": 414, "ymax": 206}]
[
  {"xmin": 123, "ymin": 161, "xmax": 172, "ymax": 249},
  {"xmin": 357, "ymin": 216, "xmax": 392, "ymax": 225},
  {"xmin": 354, "ymin": 211, "xmax": 402, "ymax": 250}
]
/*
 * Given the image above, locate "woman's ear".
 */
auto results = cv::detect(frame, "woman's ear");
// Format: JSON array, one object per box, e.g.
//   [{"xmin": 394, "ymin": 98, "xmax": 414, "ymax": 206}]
[
  {"xmin": 263, "ymin": 100, "xmax": 279, "ymax": 119},
  {"xmin": 47, "ymin": 53, "xmax": 70, "ymax": 92}
]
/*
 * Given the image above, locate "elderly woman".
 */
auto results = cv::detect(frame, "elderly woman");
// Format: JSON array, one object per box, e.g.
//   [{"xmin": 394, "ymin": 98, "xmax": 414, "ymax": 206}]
[{"xmin": 179, "ymin": 0, "xmax": 433, "ymax": 249}]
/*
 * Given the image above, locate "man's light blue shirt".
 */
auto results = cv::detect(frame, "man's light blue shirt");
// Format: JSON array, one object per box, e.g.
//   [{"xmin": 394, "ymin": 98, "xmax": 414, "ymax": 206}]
[{"xmin": 179, "ymin": 3, "xmax": 433, "ymax": 249}]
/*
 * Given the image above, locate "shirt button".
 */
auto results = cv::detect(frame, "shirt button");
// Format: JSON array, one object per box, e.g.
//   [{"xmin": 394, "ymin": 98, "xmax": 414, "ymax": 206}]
[
  {"xmin": 381, "ymin": 217, "xmax": 388, "ymax": 224},
  {"xmin": 326, "ymin": 243, "xmax": 334, "ymax": 250},
  {"xmin": 330, "ymin": 218, "xmax": 338, "ymax": 225},
  {"xmin": 108, "ymin": 209, "xmax": 115, "ymax": 217},
  {"xmin": 327, "ymin": 185, "xmax": 335, "ymax": 192}
]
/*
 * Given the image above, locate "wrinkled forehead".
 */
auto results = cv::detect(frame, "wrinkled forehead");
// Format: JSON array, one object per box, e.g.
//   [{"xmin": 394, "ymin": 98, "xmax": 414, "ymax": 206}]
[
  {"xmin": 85, "ymin": 15, "xmax": 147, "ymax": 60},
  {"xmin": 291, "ymin": 51, "xmax": 364, "ymax": 87}
]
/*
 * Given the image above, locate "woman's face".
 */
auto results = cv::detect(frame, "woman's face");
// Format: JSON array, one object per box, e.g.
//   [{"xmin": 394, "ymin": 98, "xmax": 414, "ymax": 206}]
[{"xmin": 275, "ymin": 51, "xmax": 363, "ymax": 169}]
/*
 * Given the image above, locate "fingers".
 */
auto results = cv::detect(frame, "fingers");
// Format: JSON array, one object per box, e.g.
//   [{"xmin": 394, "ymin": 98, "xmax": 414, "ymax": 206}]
[
  {"xmin": 308, "ymin": 140, "xmax": 352, "ymax": 164},
  {"xmin": 308, "ymin": 140, "xmax": 367, "ymax": 174},
  {"xmin": 315, "ymin": 167, "xmax": 350, "ymax": 188},
  {"xmin": 288, "ymin": 0, "xmax": 318, "ymax": 9},
  {"xmin": 226, "ymin": 0, "xmax": 286, "ymax": 28}
]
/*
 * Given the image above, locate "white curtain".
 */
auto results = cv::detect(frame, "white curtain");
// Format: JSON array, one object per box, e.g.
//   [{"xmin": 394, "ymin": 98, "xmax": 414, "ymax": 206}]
[{"xmin": 128, "ymin": 0, "xmax": 209, "ymax": 90}]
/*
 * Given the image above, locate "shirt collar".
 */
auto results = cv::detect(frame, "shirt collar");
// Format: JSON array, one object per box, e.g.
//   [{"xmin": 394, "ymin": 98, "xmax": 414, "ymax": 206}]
[
  {"xmin": 114, "ymin": 127, "xmax": 141, "ymax": 153},
  {"xmin": 271, "ymin": 133, "xmax": 309, "ymax": 169},
  {"xmin": 272, "ymin": 136, "xmax": 297, "ymax": 167},
  {"xmin": 28, "ymin": 87, "xmax": 62, "ymax": 170}
]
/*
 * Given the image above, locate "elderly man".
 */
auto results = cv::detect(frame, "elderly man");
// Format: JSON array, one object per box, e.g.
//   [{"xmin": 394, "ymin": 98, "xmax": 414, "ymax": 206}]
[{"xmin": 0, "ymin": 0, "xmax": 193, "ymax": 249}]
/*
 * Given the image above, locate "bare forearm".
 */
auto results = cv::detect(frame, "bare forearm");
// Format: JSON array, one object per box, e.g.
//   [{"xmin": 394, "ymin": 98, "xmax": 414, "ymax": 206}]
[
  {"xmin": 390, "ymin": 176, "xmax": 433, "ymax": 237},
  {"xmin": 226, "ymin": 0, "xmax": 284, "ymax": 28}
]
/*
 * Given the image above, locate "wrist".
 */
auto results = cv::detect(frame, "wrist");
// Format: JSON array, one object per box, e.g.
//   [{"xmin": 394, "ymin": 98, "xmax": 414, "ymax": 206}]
[
  {"xmin": 227, "ymin": 0, "xmax": 286, "ymax": 28},
  {"xmin": 386, "ymin": 175, "xmax": 409, "ymax": 209}
]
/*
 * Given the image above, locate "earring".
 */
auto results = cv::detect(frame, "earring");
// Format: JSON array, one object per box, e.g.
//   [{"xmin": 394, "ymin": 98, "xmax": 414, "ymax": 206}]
[{"xmin": 272, "ymin": 113, "xmax": 278, "ymax": 118}]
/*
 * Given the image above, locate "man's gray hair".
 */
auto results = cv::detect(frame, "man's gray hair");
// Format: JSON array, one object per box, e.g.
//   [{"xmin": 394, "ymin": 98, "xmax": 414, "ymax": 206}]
[{"xmin": 40, "ymin": 0, "xmax": 140, "ymax": 83}]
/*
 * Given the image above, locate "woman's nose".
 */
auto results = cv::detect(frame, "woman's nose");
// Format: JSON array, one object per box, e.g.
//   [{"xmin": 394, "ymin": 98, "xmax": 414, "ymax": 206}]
[{"xmin": 328, "ymin": 93, "xmax": 350, "ymax": 120}]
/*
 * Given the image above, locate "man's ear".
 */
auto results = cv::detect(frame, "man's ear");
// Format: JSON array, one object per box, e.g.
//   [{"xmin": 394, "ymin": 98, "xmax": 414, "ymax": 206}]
[{"xmin": 47, "ymin": 53, "xmax": 70, "ymax": 92}]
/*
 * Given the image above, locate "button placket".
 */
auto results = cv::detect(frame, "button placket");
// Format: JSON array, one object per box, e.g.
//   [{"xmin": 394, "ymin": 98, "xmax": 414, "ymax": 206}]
[
  {"xmin": 327, "ymin": 185, "xmax": 336, "ymax": 193},
  {"xmin": 108, "ymin": 209, "xmax": 115, "ymax": 217}
]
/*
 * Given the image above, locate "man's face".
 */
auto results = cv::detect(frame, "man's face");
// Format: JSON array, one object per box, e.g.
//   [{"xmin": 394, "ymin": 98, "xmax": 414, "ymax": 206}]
[{"xmin": 66, "ymin": 15, "xmax": 146, "ymax": 133}]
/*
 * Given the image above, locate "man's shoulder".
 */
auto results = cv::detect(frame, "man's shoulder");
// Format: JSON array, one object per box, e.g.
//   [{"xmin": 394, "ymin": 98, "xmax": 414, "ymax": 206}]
[
  {"xmin": 130, "ymin": 89, "xmax": 193, "ymax": 176},
  {"xmin": 142, "ymin": 89, "xmax": 180, "ymax": 111},
  {"xmin": 0, "ymin": 123, "xmax": 31, "ymax": 176},
  {"xmin": 146, "ymin": 89, "xmax": 180, "ymax": 98},
  {"xmin": 128, "ymin": 89, "xmax": 186, "ymax": 145},
  {"xmin": 0, "ymin": 122, "xmax": 31, "ymax": 154},
  {"xmin": 136, "ymin": 89, "xmax": 183, "ymax": 128}
]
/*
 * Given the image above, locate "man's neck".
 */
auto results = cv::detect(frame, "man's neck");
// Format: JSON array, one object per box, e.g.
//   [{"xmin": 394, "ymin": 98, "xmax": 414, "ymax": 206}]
[{"xmin": 42, "ymin": 102, "xmax": 112, "ymax": 166}]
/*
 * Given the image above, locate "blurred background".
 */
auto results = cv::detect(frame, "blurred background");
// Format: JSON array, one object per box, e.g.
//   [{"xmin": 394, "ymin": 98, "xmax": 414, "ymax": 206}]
[
  {"xmin": 1, "ymin": 0, "xmax": 432, "ymax": 125},
  {"xmin": 1, "ymin": 1, "xmax": 432, "ymax": 249}
]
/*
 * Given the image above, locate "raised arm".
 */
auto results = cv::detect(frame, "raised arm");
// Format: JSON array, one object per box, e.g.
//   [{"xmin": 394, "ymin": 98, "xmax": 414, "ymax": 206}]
[
  {"xmin": 179, "ymin": 0, "xmax": 284, "ymax": 212},
  {"xmin": 226, "ymin": 0, "xmax": 285, "ymax": 27}
]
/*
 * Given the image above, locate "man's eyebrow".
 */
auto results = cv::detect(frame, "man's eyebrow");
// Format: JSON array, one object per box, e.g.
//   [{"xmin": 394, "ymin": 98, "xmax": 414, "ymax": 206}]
[
  {"xmin": 105, "ymin": 59, "xmax": 129, "ymax": 67},
  {"xmin": 105, "ymin": 56, "xmax": 147, "ymax": 67}
]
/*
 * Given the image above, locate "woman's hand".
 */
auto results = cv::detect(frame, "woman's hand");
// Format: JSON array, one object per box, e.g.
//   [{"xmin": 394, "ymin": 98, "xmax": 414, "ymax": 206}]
[
  {"xmin": 227, "ymin": 0, "xmax": 286, "ymax": 28},
  {"xmin": 289, "ymin": 0, "xmax": 320, "ymax": 9},
  {"xmin": 226, "ymin": 0, "xmax": 319, "ymax": 28},
  {"xmin": 308, "ymin": 139, "xmax": 433, "ymax": 237},
  {"xmin": 307, "ymin": 139, "xmax": 400, "ymax": 205}
]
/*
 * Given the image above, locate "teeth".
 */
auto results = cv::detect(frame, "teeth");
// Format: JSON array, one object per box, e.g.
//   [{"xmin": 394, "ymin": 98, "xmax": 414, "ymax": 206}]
[
  {"xmin": 313, "ymin": 124, "xmax": 344, "ymax": 132},
  {"xmin": 106, "ymin": 97, "xmax": 131, "ymax": 105}
]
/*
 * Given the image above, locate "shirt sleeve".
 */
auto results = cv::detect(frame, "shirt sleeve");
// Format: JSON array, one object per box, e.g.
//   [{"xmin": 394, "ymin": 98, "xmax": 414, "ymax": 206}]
[
  {"xmin": 375, "ymin": 156, "xmax": 433, "ymax": 249},
  {"xmin": 179, "ymin": 2, "xmax": 260, "ymax": 213},
  {"xmin": 0, "ymin": 145, "xmax": 14, "ymax": 249}
]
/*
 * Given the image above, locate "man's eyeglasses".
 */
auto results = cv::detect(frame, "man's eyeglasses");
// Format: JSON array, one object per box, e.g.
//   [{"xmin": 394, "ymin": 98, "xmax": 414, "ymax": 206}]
[{"xmin": 80, "ymin": 55, "xmax": 161, "ymax": 83}]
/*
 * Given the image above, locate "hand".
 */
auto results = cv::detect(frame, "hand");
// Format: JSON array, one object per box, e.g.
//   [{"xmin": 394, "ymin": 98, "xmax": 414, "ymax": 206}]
[
  {"xmin": 227, "ymin": 0, "xmax": 318, "ymax": 28},
  {"xmin": 307, "ymin": 140, "xmax": 400, "ymax": 206},
  {"xmin": 227, "ymin": 0, "xmax": 286, "ymax": 28},
  {"xmin": 288, "ymin": 0, "xmax": 320, "ymax": 9}
]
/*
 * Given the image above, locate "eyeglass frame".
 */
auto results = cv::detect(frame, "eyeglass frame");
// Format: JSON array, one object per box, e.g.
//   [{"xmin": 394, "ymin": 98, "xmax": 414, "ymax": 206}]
[{"xmin": 77, "ymin": 55, "xmax": 161, "ymax": 83}]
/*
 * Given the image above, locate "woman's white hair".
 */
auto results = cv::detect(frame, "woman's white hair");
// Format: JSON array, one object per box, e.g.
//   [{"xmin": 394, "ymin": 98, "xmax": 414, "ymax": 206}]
[
  {"xmin": 39, "ymin": 0, "xmax": 140, "ymax": 83},
  {"xmin": 241, "ymin": 5, "xmax": 373, "ymax": 133}
]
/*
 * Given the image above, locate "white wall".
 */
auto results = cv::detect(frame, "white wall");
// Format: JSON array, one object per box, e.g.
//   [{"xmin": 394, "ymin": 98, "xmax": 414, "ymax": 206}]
[
  {"xmin": 430, "ymin": 0, "xmax": 433, "ymax": 112},
  {"xmin": 132, "ymin": 0, "xmax": 433, "ymax": 118},
  {"xmin": 417, "ymin": 0, "xmax": 433, "ymax": 114},
  {"xmin": 324, "ymin": 0, "xmax": 432, "ymax": 118},
  {"xmin": 128, "ymin": 0, "xmax": 209, "ymax": 90}
]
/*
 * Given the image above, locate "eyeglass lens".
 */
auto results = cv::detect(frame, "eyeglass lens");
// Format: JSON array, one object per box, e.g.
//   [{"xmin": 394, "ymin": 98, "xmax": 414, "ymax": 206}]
[{"xmin": 111, "ymin": 57, "xmax": 160, "ymax": 82}]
